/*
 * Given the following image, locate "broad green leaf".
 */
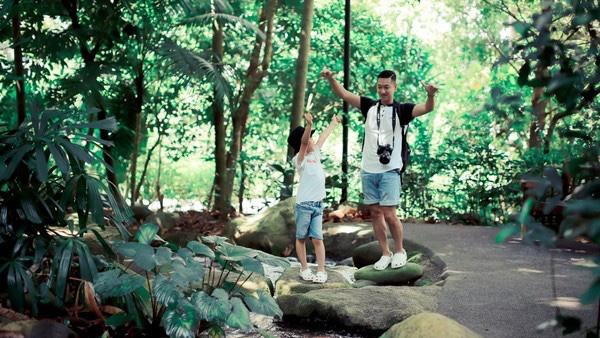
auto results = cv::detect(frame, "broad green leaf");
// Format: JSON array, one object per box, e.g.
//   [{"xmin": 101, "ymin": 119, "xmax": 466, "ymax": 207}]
[
  {"xmin": 171, "ymin": 259, "xmax": 203, "ymax": 287},
  {"xmin": 93, "ymin": 269, "xmax": 145, "ymax": 299},
  {"xmin": 155, "ymin": 246, "xmax": 172, "ymax": 266},
  {"xmin": 243, "ymin": 290, "xmax": 282, "ymax": 318},
  {"xmin": 187, "ymin": 240, "xmax": 215, "ymax": 259},
  {"xmin": 153, "ymin": 274, "xmax": 181, "ymax": 306},
  {"xmin": 162, "ymin": 300, "xmax": 199, "ymax": 338},
  {"xmin": 192, "ymin": 290, "xmax": 232, "ymax": 323},
  {"xmin": 239, "ymin": 258, "xmax": 264, "ymax": 275},
  {"xmin": 136, "ymin": 223, "xmax": 159, "ymax": 244},
  {"xmin": 226, "ymin": 297, "xmax": 252, "ymax": 330},
  {"xmin": 133, "ymin": 245, "xmax": 156, "ymax": 271},
  {"xmin": 105, "ymin": 312, "xmax": 130, "ymax": 328}
]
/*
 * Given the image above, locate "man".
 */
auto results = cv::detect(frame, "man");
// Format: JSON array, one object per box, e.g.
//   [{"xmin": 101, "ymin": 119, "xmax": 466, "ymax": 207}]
[{"xmin": 321, "ymin": 67, "xmax": 438, "ymax": 270}]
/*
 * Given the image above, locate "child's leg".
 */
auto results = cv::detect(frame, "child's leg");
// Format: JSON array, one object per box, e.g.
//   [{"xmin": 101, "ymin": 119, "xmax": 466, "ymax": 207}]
[
  {"xmin": 296, "ymin": 238, "xmax": 308, "ymax": 270},
  {"xmin": 312, "ymin": 238, "xmax": 326, "ymax": 272}
]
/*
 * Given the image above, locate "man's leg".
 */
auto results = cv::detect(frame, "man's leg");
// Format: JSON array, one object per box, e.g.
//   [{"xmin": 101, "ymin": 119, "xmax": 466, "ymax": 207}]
[
  {"xmin": 379, "ymin": 171, "xmax": 406, "ymax": 268},
  {"xmin": 382, "ymin": 206, "xmax": 403, "ymax": 252},
  {"xmin": 371, "ymin": 205, "xmax": 392, "ymax": 256}
]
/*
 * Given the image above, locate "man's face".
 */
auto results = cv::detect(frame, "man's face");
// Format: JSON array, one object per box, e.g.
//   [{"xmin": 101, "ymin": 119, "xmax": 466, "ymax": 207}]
[{"xmin": 377, "ymin": 77, "xmax": 396, "ymax": 104}]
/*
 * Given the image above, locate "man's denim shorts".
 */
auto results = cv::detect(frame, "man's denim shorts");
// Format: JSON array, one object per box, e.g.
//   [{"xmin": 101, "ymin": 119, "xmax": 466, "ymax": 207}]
[
  {"xmin": 361, "ymin": 169, "xmax": 401, "ymax": 206},
  {"xmin": 295, "ymin": 201, "xmax": 324, "ymax": 240}
]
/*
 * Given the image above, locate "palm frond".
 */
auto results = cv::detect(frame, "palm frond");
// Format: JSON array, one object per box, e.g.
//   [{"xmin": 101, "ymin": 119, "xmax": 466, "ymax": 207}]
[
  {"xmin": 159, "ymin": 38, "xmax": 231, "ymax": 101},
  {"xmin": 180, "ymin": 13, "xmax": 265, "ymax": 41}
]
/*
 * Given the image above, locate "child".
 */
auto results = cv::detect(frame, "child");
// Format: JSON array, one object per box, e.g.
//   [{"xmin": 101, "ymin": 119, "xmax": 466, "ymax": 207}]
[{"xmin": 287, "ymin": 113, "xmax": 340, "ymax": 283}]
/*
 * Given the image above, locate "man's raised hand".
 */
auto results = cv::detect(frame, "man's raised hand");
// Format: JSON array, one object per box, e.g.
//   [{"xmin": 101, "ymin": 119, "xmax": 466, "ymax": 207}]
[
  {"xmin": 321, "ymin": 67, "xmax": 333, "ymax": 79},
  {"xmin": 420, "ymin": 80, "xmax": 439, "ymax": 97}
]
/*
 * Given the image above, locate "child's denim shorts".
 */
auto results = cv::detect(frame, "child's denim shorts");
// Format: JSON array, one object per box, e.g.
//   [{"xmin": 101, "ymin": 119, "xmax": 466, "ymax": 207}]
[
  {"xmin": 295, "ymin": 201, "xmax": 323, "ymax": 240},
  {"xmin": 361, "ymin": 169, "xmax": 401, "ymax": 206}
]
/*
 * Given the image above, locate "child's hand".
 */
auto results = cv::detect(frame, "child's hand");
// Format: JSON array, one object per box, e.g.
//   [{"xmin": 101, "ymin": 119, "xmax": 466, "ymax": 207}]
[
  {"xmin": 332, "ymin": 115, "xmax": 341, "ymax": 124},
  {"xmin": 304, "ymin": 113, "xmax": 313, "ymax": 124}
]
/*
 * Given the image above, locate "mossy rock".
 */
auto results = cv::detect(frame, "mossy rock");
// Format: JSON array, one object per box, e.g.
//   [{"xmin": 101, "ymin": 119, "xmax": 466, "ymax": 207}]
[
  {"xmin": 379, "ymin": 312, "xmax": 482, "ymax": 338},
  {"xmin": 354, "ymin": 263, "xmax": 423, "ymax": 285},
  {"xmin": 275, "ymin": 266, "xmax": 350, "ymax": 296},
  {"xmin": 352, "ymin": 239, "xmax": 431, "ymax": 268}
]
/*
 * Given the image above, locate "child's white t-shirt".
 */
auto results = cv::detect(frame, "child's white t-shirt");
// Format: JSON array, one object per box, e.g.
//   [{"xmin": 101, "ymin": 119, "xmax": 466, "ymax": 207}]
[{"xmin": 293, "ymin": 148, "xmax": 326, "ymax": 203}]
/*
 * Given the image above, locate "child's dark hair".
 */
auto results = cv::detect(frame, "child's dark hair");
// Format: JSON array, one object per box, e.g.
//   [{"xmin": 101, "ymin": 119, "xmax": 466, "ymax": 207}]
[{"xmin": 377, "ymin": 70, "xmax": 397, "ymax": 82}]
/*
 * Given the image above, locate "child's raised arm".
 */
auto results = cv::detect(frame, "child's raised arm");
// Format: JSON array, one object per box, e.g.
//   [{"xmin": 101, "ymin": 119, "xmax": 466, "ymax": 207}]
[
  {"xmin": 316, "ymin": 115, "xmax": 341, "ymax": 149},
  {"xmin": 298, "ymin": 113, "xmax": 313, "ymax": 163}
]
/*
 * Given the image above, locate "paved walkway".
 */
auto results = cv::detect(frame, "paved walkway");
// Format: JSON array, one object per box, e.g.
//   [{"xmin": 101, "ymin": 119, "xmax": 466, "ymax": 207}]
[{"xmin": 403, "ymin": 223, "xmax": 597, "ymax": 338}]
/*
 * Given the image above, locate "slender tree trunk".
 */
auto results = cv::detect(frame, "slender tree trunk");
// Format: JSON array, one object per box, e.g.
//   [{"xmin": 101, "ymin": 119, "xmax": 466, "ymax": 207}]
[
  {"xmin": 529, "ymin": 67, "xmax": 548, "ymax": 149},
  {"xmin": 221, "ymin": 0, "xmax": 277, "ymax": 220},
  {"xmin": 341, "ymin": 0, "xmax": 351, "ymax": 203},
  {"xmin": 529, "ymin": 4, "xmax": 552, "ymax": 150},
  {"xmin": 238, "ymin": 153, "xmax": 246, "ymax": 214},
  {"xmin": 130, "ymin": 60, "xmax": 145, "ymax": 206},
  {"xmin": 280, "ymin": 0, "xmax": 315, "ymax": 200},
  {"xmin": 12, "ymin": 0, "xmax": 25, "ymax": 125},
  {"xmin": 212, "ymin": 15, "xmax": 227, "ymax": 213}
]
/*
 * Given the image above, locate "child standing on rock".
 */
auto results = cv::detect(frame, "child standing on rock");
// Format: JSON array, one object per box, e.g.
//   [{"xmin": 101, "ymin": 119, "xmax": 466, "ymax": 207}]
[{"xmin": 287, "ymin": 112, "xmax": 340, "ymax": 283}]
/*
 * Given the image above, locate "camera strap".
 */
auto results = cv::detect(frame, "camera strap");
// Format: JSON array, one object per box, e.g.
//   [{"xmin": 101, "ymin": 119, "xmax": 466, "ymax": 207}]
[{"xmin": 376, "ymin": 100, "xmax": 396, "ymax": 148}]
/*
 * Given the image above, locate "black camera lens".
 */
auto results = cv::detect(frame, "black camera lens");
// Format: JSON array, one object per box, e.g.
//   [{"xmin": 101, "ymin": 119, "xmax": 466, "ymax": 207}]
[{"xmin": 377, "ymin": 144, "xmax": 393, "ymax": 164}]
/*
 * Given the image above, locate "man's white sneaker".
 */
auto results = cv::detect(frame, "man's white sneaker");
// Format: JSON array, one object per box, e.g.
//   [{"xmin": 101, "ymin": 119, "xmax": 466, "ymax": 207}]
[
  {"xmin": 373, "ymin": 254, "xmax": 392, "ymax": 270},
  {"xmin": 391, "ymin": 249, "xmax": 407, "ymax": 268}
]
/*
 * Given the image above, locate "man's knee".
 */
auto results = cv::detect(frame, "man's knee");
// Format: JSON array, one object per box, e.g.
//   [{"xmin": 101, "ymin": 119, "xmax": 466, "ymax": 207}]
[
  {"xmin": 381, "ymin": 207, "xmax": 399, "ymax": 222},
  {"xmin": 369, "ymin": 205, "xmax": 383, "ymax": 218}
]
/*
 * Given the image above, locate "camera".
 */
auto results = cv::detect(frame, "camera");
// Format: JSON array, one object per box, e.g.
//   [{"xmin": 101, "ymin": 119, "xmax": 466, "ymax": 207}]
[{"xmin": 377, "ymin": 144, "xmax": 393, "ymax": 164}]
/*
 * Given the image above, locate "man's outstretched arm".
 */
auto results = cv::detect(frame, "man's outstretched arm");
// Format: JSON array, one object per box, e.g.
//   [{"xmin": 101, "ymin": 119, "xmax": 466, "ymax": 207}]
[
  {"xmin": 321, "ymin": 67, "xmax": 361, "ymax": 109},
  {"xmin": 412, "ymin": 81, "xmax": 439, "ymax": 117}
]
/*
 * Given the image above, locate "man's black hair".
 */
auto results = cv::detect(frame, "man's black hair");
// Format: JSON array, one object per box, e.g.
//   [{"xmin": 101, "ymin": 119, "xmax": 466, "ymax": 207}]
[{"xmin": 377, "ymin": 70, "xmax": 397, "ymax": 82}]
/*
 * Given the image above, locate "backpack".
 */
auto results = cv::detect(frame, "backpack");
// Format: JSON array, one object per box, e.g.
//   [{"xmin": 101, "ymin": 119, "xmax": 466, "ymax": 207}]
[{"xmin": 363, "ymin": 100, "xmax": 411, "ymax": 175}]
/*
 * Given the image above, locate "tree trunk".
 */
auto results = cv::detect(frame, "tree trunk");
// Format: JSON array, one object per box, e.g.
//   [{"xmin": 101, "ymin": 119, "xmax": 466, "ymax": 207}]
[
  {"xmin": 129, "ymin": 60, "xmax": 145, "ymax": 206},
  {"xmin": 341, "ymin": 0, "xmax": 351, "ymax": 203},
  {"xmin": 220, "ymin": 0, "xmax": 277, "ymax": 220},
  {"xmin": 528, "ymin": 4, "xmax": 552, "ymax": 150},
  {"xmin": 212, "ymin": 14, "xmax": 227, "ymax": 213},
  {"xmin": 528, "ymin": 67, "xmax": 547, "ymax": 149},
  {"xmin": 280, "ymin": 0, "xmax": 315, "ymax": 200},
  {"xmin": 12, "ymin": 0, "xmax": 25, "ymax": 125},
  {"xmin": 238, "ymin": 153, "xmax": 246, "ymax": 215}
]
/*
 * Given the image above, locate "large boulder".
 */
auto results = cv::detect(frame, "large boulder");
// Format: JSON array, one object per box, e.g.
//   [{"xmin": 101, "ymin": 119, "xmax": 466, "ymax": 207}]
[
  {"xmin": 322, "ymin": 222, "xmax": 376, "ymax": 260},
  {"xmin": 225, "ymin": 198, "xmax": 296, "ymax": 256},
  {"xmin": 354, "ymin": 263, "xmax": 423, "ymax": 285},
  {"xmin": 0, "ymin": 319, "xmax": 76, "ymax": 338},
  {"xmin": 277, "ymin": 286, "xmax": 439, "ymax": 331},
  {"xmin": 379, "ymin": 312, "xmax": 482, "ymax": 338},
  {"xmin": 275, "ymin": 267, "xmax": 351, "ymax": 296}
]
